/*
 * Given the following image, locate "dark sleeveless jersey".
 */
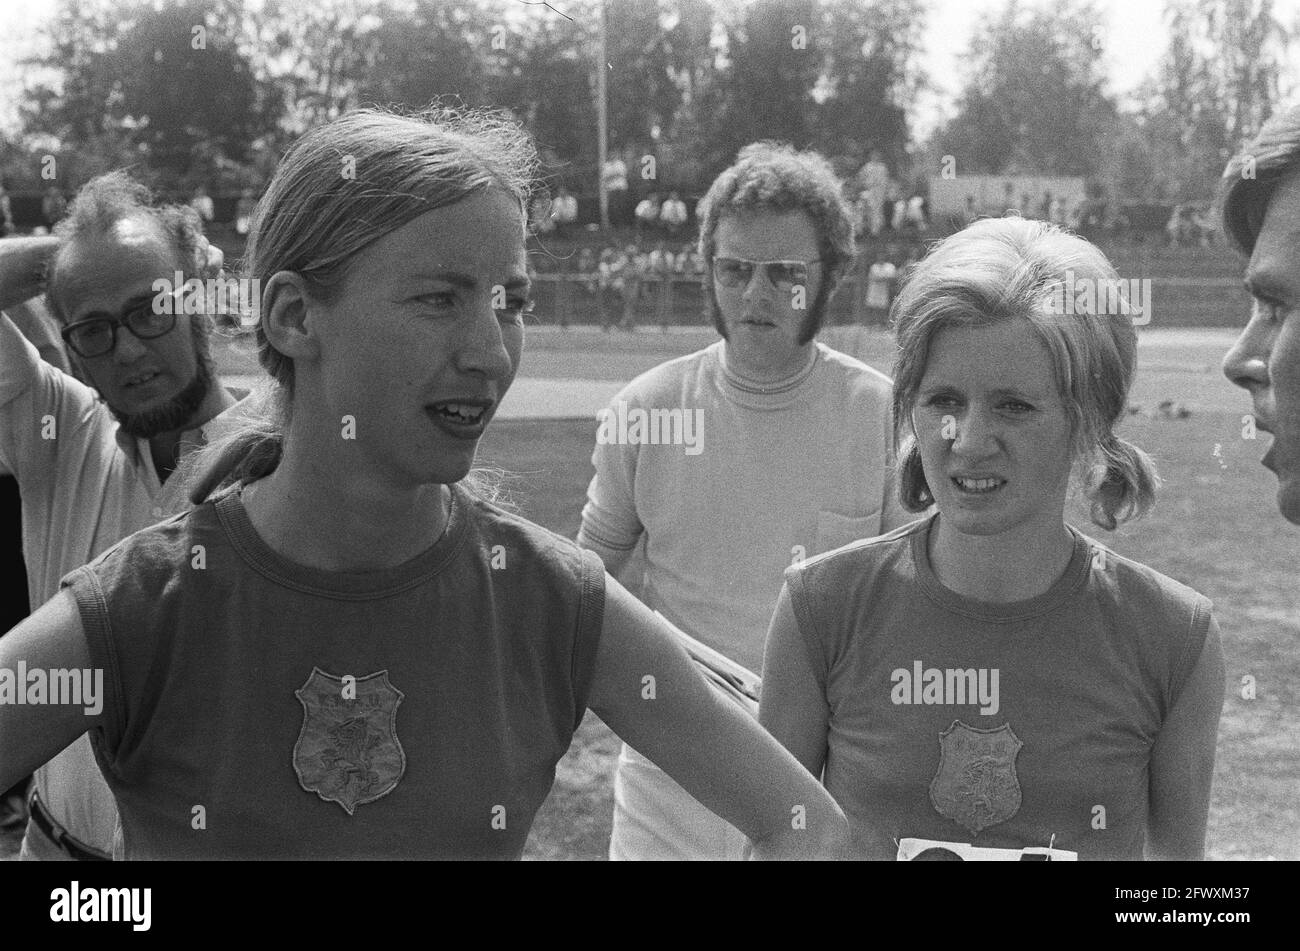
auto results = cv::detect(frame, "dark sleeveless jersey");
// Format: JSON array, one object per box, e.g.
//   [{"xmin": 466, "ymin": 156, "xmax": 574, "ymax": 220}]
[
  {"xmin": 784, "ymin": 515, "xmax": 1215, "ymax": 860},
  {"xmin": 63, "ymin": 481, "xmax": 605, "ymax": 859}
]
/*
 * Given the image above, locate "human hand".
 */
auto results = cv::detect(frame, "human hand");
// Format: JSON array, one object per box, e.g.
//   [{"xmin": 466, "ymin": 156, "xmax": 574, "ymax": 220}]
[
  {"xmin": 196, "ymin": 234, "xmax": 224, "ymax": 278},
  {"xmin": 0, "ymin": 235, "xmax": 61, "ymax": 313}
]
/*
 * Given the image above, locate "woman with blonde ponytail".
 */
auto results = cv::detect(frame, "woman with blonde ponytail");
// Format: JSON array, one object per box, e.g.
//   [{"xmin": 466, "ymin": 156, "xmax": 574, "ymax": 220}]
[
  {"xmin": 0, "ymin": 107, "xmax": 849, "ymax": 860},
  {"xmin": 760, "ymin": 216, "xmax": 1224, "ymax": 860}
]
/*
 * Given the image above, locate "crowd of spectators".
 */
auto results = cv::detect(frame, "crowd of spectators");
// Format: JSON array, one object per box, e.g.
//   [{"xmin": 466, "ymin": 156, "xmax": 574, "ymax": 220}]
[
  {"xmin": 2, "ymin": 160, "xmax": 1222, "ymax": 254},
  {"xmin": 530, "ymin": 184, "xmax": 693, "ymax": 241},
  {"xmin": 531, "ymin": 239, "xmax": 709, "ymax": 331},
  {"xmin": 524, "ymin": 228, "xmax": 928, "ymax": 330},
  {"xmin": 1165, "ymin": 202, "xmax": 1219, "ymax": 247},
  {"xmin": 846, "ymin": 150, "xmax": 929, "ymax": 238},
  {"xmin": 0, "ymin": 164, "xmax": 1219, "ymax": 335}
]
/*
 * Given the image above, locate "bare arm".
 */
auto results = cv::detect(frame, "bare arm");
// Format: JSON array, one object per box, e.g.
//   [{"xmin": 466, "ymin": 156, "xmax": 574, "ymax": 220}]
[
  {"xmin": 0, "ymin": 589, "xmax": 104, "ymax": 790},
  {"xmin": 1145, "ymin": 614, "xmax": 1225, "ymax": 860},
  {"xmin": 0, "ymin": 236, "xmax": 59, "ymax": 314},
  {"xmin": 758, "ymin": 585, "xmax": 830, "ymax": 781},
  {"xmin": 587, "ymin": 576, "xmax": 847, "ymax": 859}
]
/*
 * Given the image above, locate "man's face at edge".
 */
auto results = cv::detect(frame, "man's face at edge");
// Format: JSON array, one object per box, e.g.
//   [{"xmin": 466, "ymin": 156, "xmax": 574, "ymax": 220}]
[{"xmin": 1223, "ymin": 169, "xmax": 1300, "ymax": 525}]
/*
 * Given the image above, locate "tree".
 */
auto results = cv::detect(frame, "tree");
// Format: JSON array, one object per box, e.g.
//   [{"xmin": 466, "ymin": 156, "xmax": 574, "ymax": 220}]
[
  {"xmin": 359, "ymin": 0, "xmax": 492, "ymax": 110},
  {"xmin": 116, "ymin": 0, "xmax": 271, "ymax": 175},
  {"xmin": 664, "ymin": 0, "xmax": 718, "ymax": 111},
  {"xmin": 636, "ymin": 0, "xmax": 721, "ymax": 188},
  {"xmin": 812, "ymin": 0, "xmax": 926, "ymax": 170},
  {"xmin": 490, "ymin": 0, "xmax": 601, "ymax": 187},
  {"xmin": 1210, "ymin": 0, "xmax": 1288, "ymax": 148},
  {"xmin": 243, "ymin": 0, "xmax": 389, "ymax": 135},
  {"xmin": 1094, "ymin": 114, "xmax": 1162, "ymax": 202},
  {"xmin": 710, "ymin": 0, "xmax": 821, "ymax": 160},
  {"xmin": 21, "ymin": 0, "xmax": 273, "ymax": 187},
  {"xmin": 935, "ymin": 0, "xmax": 1119, "ymax": 178},
  {"xmin": 1131, "ymin": 0, "xmax": 1292, "ymax": 201},
  {"xmin": 604, "ymin": 0, "xmax": 682, "ymax": 158}
]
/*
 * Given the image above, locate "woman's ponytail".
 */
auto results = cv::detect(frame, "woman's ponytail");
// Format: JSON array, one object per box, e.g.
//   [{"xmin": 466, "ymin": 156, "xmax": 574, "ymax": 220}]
[
  {"xmin": 896, "ymin": 434, "xmax": 934, "ymax": 512},
  {"xmin": 182, "ymin": 385, "xmax": 287, "ymax": 505},
  {"xmin": 185, "ymin": 429, "xmax": 283, "ymax": 505},
  {"xmin": 1086, "ymin": 434, "xmax": 1160, "ymax": 530}
]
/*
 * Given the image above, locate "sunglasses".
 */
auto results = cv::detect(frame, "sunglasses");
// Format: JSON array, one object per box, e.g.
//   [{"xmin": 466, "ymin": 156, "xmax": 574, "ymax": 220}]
[
  {"xmin": 60, "ymin": 292, "xmax": 181, "ymax": 359},
  {"xmin": 712, "ymin": 256, "xmax": 821, "ymax": 291}
]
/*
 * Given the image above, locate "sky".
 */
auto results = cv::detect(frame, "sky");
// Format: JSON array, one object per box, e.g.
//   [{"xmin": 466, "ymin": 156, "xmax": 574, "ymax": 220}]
[{"xmin": 1, "ymin": 0, "xmax": 1298, "ymax": 139}]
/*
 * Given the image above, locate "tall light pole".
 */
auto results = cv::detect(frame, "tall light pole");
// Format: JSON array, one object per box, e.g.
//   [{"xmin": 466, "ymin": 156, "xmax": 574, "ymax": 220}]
[{"xmin": 597, "ymin": 0, "xmax": 609, "ymax": 231}]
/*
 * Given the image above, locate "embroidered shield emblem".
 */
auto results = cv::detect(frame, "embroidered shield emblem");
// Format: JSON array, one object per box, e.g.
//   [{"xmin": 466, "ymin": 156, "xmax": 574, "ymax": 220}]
[
  {"xmin": 293, "ymin": 667, "xmax": 406, "ymax": 815},
  {"xmin": 929, "ymin": 720, "xmax": 1022, "ymax": 835}
]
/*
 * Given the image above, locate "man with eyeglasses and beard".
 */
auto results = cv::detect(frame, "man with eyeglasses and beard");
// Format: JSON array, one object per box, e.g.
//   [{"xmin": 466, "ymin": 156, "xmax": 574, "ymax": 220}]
[
  {"xmin": 579, "ymin": 142, "xmax": 909, "ymax": 860},
  {"xmin": 0, "ymin": 171, "xmax": 241, "ymax": 860}
]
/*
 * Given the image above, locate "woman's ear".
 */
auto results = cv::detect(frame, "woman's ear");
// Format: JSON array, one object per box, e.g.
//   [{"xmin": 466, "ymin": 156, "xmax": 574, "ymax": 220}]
[{"xmin": 260, "ymin": 271, "xmax": 320, "ymax": 362}]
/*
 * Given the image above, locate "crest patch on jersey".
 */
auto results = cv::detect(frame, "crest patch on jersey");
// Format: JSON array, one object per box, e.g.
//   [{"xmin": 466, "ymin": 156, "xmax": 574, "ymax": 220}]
[
  {"xmin": 293, "ymin": 667, "xmax": 406, "ymax": 815},
  {"xmin": 929, "ymin": 719, "xmax": 1022, "ymax": 835}
]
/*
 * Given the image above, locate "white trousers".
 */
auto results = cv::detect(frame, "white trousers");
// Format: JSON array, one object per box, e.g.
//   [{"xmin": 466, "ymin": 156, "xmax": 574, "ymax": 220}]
[{"xmin": 609, "ymin": 742, "xmax": 751, "ymax": 860}]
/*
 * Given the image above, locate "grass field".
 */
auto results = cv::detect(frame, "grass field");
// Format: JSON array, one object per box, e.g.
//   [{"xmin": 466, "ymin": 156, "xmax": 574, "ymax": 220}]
[{"xmin": 482, "ymin": 411, "xmax": 1300, "ymax": 861}]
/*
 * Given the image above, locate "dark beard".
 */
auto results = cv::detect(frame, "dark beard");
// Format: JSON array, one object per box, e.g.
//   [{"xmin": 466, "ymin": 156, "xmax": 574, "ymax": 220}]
[{"xmin": 112, "ymin": 358, "xmax": 213, "ymax": 439}]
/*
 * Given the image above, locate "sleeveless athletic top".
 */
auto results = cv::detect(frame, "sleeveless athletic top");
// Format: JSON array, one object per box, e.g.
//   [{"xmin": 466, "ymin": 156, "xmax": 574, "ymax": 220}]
[
  {"xmin": 784, "ymin": 514, "xmax": 1214, "ymax": 860},
  {"xmin": 63, "ymin": 481, "xmax": 605, "ymax": 859}
]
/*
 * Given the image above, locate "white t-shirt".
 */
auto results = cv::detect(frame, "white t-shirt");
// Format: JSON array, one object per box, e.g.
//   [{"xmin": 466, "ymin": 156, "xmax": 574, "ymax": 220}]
[
  {"xmin": 647, "ymin": 250, "xmax": 673, "ymax": 274},
  {"xmin": 602, "ymin": 160, "xmax": 628, "ymax": 193},
  {"xmin": 659, "ymin": 199, "xmax": 687, "ymax": 226},
  {"xmin": 552, "ymin": 194, "xmax": 578, "ymax": 223},
  {"xmin": 866, "ymin": 260, "xmax": 897, "ymax": 308},
  {"xmin": 0, "ymin": 310, "xmax": 246, "ymax": 853},
  {"xmin": 579, "ymin": 340, "xmax": 899, "ymax": 672},
  {"xmin": 190, "ymin": 195, "xmax": 215, "ymax": 222},
  {"xmin": 857, "ymin": 160, "xmax": 889, "ymax": 197}
]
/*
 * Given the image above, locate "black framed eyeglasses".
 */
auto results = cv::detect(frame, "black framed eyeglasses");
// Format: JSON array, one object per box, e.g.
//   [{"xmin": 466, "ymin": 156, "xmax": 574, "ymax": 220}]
[
  {"xmin": 60, "ymin": 295, "xmax": 179, "ymax": 358},
  {"xmin": 712, "ymin": 256, "xmax": 822, "ymax": 291}
]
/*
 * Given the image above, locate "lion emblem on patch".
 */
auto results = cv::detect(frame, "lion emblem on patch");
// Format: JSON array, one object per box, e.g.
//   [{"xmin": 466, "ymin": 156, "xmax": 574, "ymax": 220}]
[
  {"xmin": 293, "ymin": 667, "xmax": 406, "ymax": 815},
  {"xmin": 929, "ymin": 720, "xmax": 1022, "ymax": 835}
]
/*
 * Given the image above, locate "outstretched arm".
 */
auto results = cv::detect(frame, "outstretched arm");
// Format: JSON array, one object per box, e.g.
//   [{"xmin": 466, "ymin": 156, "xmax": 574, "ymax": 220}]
[
  {"xmin": 587, "ymin": 576, "xmax": 847, "ymax": 859},
  {"xmin": 0, "ymin": 589, "xmax": 104, "ymax": 790},
  {"xmin": 1146, "ymin": 614, "xmax": 1225, "ymax": 860}
]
